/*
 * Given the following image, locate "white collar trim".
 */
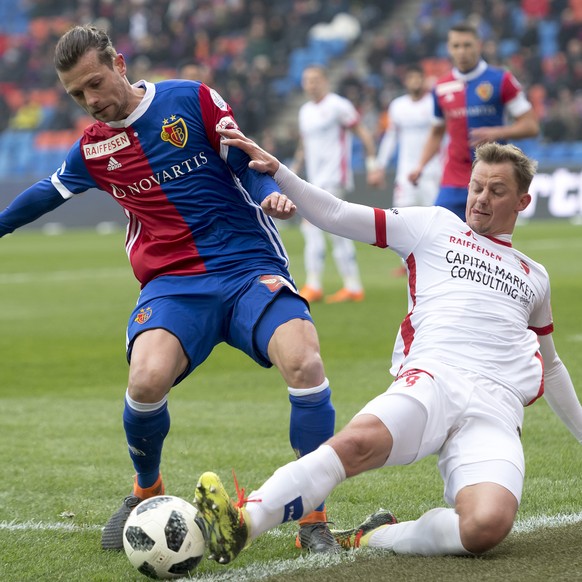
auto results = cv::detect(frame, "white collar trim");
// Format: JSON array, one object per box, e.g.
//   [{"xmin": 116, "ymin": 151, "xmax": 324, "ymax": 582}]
[
  {"xmin": 107, "ymin": 80, "xmax": 155, "ymax": 128},
  {"xmin": 452, "ymin": 60, "xmax": 488, "ymax": 82}
]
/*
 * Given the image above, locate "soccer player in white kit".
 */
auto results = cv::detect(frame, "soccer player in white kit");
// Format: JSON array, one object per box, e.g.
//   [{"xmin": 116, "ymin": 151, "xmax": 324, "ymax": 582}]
[
  {"xmin": 292, "ymin": 65, "xmax": 378, "ymax": 303},
  {"xmin": 194, "ymin": 132, "xmax": 582, "ymax": 563},
  {"xmin": 371, "ymin": 64, "xmax": 442, "ymax": 208},
  {"xmin": 369, "ymin": 64, "xmax": 442, "ymax": 277}
]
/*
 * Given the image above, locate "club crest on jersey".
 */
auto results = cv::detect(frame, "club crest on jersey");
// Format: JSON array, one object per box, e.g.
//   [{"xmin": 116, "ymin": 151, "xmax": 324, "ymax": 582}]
[
  {"xmin": 161, "ymin": 116, "xmax": 188, "ymax": 148},
  {"xmin": 475, "ymin": 82, "xmax": 493, "ymax": 101},
  {"xmin": 135, "ymin": 307, "xmax": 152, "ymax": 324},
  {"xmin": 259, "ymin": 275, "xmax": 294, "ymax": 293}
]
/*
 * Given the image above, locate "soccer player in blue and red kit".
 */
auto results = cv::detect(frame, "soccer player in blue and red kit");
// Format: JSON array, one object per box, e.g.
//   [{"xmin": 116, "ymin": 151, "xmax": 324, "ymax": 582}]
[
  {"xmin": 409, "ymin": 22, "xmax": 539, "ymax": 220},
  {"xmin": 0, "ymin": 25, "xmax": 339, "ymax": 553}
]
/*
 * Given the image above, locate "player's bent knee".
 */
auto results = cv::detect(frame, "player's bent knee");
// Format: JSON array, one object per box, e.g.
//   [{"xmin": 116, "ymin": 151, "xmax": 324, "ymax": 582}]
[
  {"xmin": 268, "ymin": 319, "xmax": 325, "ymax": 387},
  {"xmin": 459, "ymin": 506, "xmax": 514, "ymax": 554},
  {"xmin": 276, "ymin": 347, "xmax": 325, "ymax": 387},
  {"xmin": 332, "ymin": 421, "xmax": 391, "ymax": 477},
  {"xmin": 127, "ymin": 382, "xmax": 169, "ymax": 404},
  {"xmin": 290, "ymin": 353, "xmax": 325, "ymax": 387},
  {"xmin": 128, "ymin": 363, "xmax": 175, "ymax": 403}
]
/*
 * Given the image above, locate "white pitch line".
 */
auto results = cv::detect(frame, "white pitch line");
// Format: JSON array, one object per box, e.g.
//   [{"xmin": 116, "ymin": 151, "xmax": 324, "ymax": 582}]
[
  {"xmin": 4, "ymin": 511, "xmax": 581, "ymax": 535},
  {"xmin": 194, "ymin": 552, "xmax": 358, "ymax": 582},
  {"xmin": 0, "ymin": 520, "xmax": 102, "ymax": 532},
  {"xmin": 511, "ymin": 511, "xmax": 582, "ymax": 533},
  {"xmin": 191, "ymin": 511, "xmax": 582, "ymax": 582},
  {"xmin": 3, "ymin": 512, "xmax": 582, "ymax": 581}
]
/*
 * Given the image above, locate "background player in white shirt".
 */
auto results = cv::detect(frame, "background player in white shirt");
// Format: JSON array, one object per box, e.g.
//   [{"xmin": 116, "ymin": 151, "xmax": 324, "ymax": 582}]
[
  {"xmin": 370, "ymin": 64, "xmax": 441, "ymax": 208},
  {"xmin": 195, "ymin": 132, "xmax": 582, "ymax": 563},
  {"xmin": 292, "ymin": 65, "xmax": 378, "ymax": 304},
  {"xmin": 369, "ymin": 64, "xmax": 442, "ymax": 276}
]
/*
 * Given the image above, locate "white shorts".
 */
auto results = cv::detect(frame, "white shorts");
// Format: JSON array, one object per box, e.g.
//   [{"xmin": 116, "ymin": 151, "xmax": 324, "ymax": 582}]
[{"xmin": 355, "ymin": 360, "xmax": 525, "ymax": 505}]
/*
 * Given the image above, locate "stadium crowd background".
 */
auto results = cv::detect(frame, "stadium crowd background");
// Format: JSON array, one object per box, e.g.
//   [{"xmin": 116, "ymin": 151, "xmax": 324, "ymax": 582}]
[{"xmin": 0, "ymin": 0, "xmax": 581, "ymax": 179}]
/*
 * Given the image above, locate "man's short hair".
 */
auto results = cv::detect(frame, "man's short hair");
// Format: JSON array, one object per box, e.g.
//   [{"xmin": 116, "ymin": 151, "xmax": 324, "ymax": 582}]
[
  {"xmin": 55, "ymin": 25, "xmax": 116, "ymax": 72},
  {"xmin": 303, "ymin": 64, "xmax": 328, "ymax": 77},
  {"xmin": 474, "ymin": 142, "xmax": 538, "ymax": 192},
  {"xmin": 449, "ymin": 22, "xmax": 479, "ymax": 38},
  {"xmin": 405, "ymin": 64, "xmax": 424, "ymax": 76}
]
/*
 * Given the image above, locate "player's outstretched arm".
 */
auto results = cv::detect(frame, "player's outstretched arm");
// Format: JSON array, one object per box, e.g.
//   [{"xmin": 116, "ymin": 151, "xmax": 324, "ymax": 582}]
[
  {"xmin": 539, "ymin": 334, "xmax": 582, "ymax": 442},
  {"xmin": 219, "ymin": 127, "xmax": 296, "ymax": 219},
  {"xmin": 218, "ymin": 128, "xmax": 280, "ymax": 176},
  {"xmin": 0, "ymin": 179, "xmax": 67, "ymax": 237},
  {"xmin": 469, "ymin": 110, "xmax": 539, "ymax": 147},
  {"xmin": 218, "ymin": 128, "xmax": 378, "ymax": 244}
]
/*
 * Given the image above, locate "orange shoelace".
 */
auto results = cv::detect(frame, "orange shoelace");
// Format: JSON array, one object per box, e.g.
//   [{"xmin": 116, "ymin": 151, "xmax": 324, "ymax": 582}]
[{"xmin": 232, "ymin": 468, "xmax": 261, "ymax": 525}]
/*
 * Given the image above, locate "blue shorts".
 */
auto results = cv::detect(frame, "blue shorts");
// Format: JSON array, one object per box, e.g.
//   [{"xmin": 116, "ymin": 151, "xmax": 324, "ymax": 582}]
[
  {"xmin": 434, "ymin": 186, "xmax": 468, "ymax": 221},
  {"xmin": 126, "ymin": 273, "xmax": 312, "ymax": 385}
]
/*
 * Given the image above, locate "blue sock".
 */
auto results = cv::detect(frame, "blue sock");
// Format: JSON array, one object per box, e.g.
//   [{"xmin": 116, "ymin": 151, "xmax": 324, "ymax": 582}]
[
  {"xmin": 289, "ymin": 385, "xmax": 335, "ymax": 513},
  {"xmin": 123, "ymin": 398, "xmax": 170, "ymax": 489}
]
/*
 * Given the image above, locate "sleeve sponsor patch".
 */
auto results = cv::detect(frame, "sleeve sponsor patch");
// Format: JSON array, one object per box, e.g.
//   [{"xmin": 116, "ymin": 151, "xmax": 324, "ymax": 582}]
[{"xmin": 210, "ymin": 89, "xmax": 229, "ymax": 111}]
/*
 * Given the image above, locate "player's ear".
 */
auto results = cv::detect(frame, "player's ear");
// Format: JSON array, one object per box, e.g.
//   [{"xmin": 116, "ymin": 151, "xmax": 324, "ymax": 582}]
[
  {"xmin": 517, "ymin": 193, "xmax": 531, "ymax": 212},
  {"xmin": 114, "ymin": 53, "xmax": 126, "ymax": 75}
]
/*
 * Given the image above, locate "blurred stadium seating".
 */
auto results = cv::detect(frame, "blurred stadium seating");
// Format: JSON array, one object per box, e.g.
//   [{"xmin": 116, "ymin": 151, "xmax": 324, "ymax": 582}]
[{"xmin": 0, "ymin": 0, "xmax": 581, "ymax": 182}]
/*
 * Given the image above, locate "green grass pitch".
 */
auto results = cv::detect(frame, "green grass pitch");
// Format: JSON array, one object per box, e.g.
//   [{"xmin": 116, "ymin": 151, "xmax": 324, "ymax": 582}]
[{"xmin": 1, "ymin": 221, "xmax": 581, "ymax": 581}]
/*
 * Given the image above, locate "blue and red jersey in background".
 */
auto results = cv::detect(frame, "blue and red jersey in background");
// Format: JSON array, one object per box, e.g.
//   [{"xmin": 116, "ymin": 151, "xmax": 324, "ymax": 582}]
[{"xmin": 432, "ymin": 60, "xmax": 532, "ymax": 189}]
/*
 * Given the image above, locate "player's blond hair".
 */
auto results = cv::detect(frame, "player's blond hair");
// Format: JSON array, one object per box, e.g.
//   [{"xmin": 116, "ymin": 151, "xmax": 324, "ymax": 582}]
[
  {"xmin": 474, "ymin": 142, "xmax": 538, "ymax": 193},
  {"xmin": 54, "ymin": 25, "xmax": 116, "ymax": 72}
]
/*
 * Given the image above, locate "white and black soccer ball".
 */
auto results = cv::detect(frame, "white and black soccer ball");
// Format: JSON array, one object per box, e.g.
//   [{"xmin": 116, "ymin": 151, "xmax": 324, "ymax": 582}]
[{"xmin": 123, "ymin": 495, "xmax": 206, "ymax": 579}]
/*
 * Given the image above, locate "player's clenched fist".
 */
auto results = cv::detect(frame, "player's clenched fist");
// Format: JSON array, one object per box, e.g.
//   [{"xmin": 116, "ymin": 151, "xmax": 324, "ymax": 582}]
[{"xmin": 261, "ymin": 193, "xmax": 297, "ymax": 220}]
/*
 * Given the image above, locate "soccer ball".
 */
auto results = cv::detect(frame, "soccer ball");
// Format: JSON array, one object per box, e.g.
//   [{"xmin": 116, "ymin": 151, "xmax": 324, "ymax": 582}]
[{"xmin": 123, "ymin": 495, "xmax": 206, "ymax": 579}]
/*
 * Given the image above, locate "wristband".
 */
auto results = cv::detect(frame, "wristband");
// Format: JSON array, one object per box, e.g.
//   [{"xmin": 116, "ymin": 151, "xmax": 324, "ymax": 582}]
[{"xmin": 366, "ymin": 157, "xmax": 380, "ymax": 172}]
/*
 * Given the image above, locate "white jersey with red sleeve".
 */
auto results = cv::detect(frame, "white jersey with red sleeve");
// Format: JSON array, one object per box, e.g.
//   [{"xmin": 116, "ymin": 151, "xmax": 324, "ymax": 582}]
[
  {"xmin": 273, "ymin": 165, "xmax": 553, "ymax": 406},
  {"xmin": 375, "ymin": 205, "xmax": 551, "ymax": 405},
  {"xmin": 298, "ymin": 92, "xmax": 360, "ymax": 193}
]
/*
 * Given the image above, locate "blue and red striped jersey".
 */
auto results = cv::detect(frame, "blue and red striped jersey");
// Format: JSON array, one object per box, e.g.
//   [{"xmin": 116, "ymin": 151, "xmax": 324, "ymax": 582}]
[
  {"xmin": 11, "ymin": 80, "xmax": 289, "ymax": 286},
  {"xmin": 433, "ymin": 61, "xmax": 527, "ymax": 188}
]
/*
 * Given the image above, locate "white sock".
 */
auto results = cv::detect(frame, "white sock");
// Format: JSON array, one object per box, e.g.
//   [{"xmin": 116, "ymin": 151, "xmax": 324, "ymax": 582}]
[
  {"xmin": 368, "ymin": 508, "xmax": 471, "ymax": 556},
  {"xmin": 305, "ymin": 273, "xmax": 322, "ymax": 290},
  {"xmin": 330, "ymin": 235, "xmax": 362, "ymax": 291},
  {"xmin": 246, "ymin": 445, "xmax": 346, "ymax": 540},
  {"xmin": 302, "ymin": 221, "xmax": 325, "ymax": 288}
]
